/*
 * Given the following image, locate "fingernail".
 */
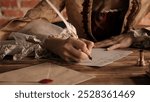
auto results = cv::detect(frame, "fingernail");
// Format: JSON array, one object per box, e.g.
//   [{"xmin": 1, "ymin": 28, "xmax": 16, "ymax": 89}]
[{"xmin": 106, "ymin": 48, "xmax": 110, "ymax": 51}]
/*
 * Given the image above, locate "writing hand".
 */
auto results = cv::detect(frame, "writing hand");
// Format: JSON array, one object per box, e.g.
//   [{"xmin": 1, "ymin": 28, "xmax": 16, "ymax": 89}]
[{"xmin": 45, "ymin": 37, "xmax": 94, "ymax": 62}]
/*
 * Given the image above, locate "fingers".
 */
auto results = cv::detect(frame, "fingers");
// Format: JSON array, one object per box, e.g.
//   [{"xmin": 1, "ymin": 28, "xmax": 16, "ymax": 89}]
[
  {"xmin": 58, "ymin": 38, "xmax": 90, "ymax": 62},
  {"xmin": 95, "ymin": 34, "xmax": 133, "ymax": 51},
  {"xmin": 60, "ymin": 46, "xmax": 88, "ymax": 62},
  {"xmin": 107, "ymin": 44, "xmax": 121, "ymax": 50},
  {"xmin": 72, "ymin": 39, "xmax": 88, "ymax": 52},
  {"xmin": 45, "ymin": 37, "xmax": 91, "ymax": 62},
  {"xmin": 57, "ymin": 34, "xmax": 133, "ymax": 62},
  {"xmin": 59, "ymin": 50, "xmax": 85, "ymax": 62},
  {"xmin": 80, "ymin": 39, "xmax": 94, "ymax": 53},
  {"xmin": 95, "ymin": 35, "xmax": 123, "ymax": 48},
  {"xmin": 95, "ymin": 39, "xmax": 116, "ymax": 48},
  {"xmin": 106, "ymin": 35, "xmax": 133, "ymax": 50},
  {"xmin": 67, "ymin": 45, "xmax": 89, "ymax": 60},
  {"xmin": 72, "ymin": 38, "xmax": 93, "ymax": 56},
  {"xmin": 107, "ymin": 39, "xmax": 132, "ymax": 51}
]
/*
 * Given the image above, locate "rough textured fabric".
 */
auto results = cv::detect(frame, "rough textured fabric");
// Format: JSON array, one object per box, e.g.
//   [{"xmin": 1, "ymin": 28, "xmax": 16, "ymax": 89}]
[
  {"xmin": 0, "ymin": 32, "xmax": 45, "ymax": 60},
  {"xmin": 0, "ymin": 0, "xmax": 149, "ymax": 39},
  {"xmin": 0, "ymin": 0, "xmax": 149, "ymax": 57}
]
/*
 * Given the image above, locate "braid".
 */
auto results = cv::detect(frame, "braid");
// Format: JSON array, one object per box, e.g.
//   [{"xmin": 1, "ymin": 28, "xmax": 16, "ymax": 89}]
[
  {"xmin": 81, "ymin": 0, "xmax": 96, "ymax": 41},
  {"xmin": 124, "ymin": 0, "xmax": 141, "ymax": 32},
  {"xmin": 81, "ymin": 0, "xmax": 90, "ymax": 37}
]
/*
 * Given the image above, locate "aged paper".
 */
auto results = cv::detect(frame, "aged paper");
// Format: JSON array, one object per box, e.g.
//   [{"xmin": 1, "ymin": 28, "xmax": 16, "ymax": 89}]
[
  {"xmin": 0, "ymin": 63, "xmax": 94, "ymax": 85},
  {"xmin": 79, "ymin": 48, "xmax": 132, "ymax": 67}
]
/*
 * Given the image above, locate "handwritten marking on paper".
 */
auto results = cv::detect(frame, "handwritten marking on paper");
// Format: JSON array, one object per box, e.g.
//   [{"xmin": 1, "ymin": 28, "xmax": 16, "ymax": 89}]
[{"xmin": 79, "ymin": 48, "xmax": 132, "ymax": 67}]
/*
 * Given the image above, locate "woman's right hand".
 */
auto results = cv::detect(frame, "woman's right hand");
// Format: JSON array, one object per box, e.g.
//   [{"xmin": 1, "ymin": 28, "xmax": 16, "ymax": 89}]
[{"xmin": 44, "ymin": 37, "xmax": 94, "ymax": 62}]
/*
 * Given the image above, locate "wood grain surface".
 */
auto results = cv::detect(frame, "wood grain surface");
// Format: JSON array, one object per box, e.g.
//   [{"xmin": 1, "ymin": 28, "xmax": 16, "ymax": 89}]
[{"xmin": 0, "ymin": 49, "xmax": 150, "ymax": 85}]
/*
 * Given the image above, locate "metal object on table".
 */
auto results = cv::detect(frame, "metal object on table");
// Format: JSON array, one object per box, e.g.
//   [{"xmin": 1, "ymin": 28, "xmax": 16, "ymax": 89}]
[
  {"xmin": 136, "ymin": 49, "xmax": 146, "ymax": 67},
  {"xmin": 146, "ymin": 60, "xmax": 150, "ymax": 77}
]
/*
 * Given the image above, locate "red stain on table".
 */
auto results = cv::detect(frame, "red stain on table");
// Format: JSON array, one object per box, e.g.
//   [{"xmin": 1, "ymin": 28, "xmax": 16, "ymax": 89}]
[{"xmin": 38, "ymin": 79, "xmax": 53, "ymax": 84}]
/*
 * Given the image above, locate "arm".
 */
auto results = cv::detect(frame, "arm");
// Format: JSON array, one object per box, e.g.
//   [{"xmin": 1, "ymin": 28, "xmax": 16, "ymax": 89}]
[
  {"xmin": 44, "ymin": 37, "xmax": 94, "ymax": 62},
  {"xmin": 95, "ymin": 0, "xmax": 150, "ymax": 50},
  {"xmin": 0, "ymin": 0, "xmax": 94, "ymax": 62},
  {"xmin": 0, "ymin": 0, "xmax": 65, "ymax": 40},
  {"xmin": 19, "ymin": 18, "xmax": 94, "ymax": 62}
]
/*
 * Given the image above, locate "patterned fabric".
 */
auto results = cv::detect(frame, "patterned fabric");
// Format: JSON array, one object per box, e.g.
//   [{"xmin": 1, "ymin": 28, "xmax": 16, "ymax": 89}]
[{"xmin": 0, "ymin": 0, "xmax": 149, "ymax": 60}]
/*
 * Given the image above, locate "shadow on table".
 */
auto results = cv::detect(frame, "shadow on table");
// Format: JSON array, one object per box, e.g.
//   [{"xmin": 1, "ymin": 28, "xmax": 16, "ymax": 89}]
[{"xmin": 130, "ymin": 74, "xmax": 150, "ymax": 85}]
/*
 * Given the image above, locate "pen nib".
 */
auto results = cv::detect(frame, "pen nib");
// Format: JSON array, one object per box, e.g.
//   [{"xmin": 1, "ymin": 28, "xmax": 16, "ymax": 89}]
[{"xmin": 88, "ymin": 55, "xmax": 92, "ymax": 60}]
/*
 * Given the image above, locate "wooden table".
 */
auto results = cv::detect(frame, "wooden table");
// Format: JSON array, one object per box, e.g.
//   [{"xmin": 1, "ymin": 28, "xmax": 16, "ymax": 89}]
[{"xmin": 0, "ymin": 49, "xmax": 150, "ymax": 85}]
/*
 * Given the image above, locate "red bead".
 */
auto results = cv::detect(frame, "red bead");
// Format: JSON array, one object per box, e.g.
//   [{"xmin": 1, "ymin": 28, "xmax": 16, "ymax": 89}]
[{"xmin": 38, "ymin": 79, "xmax": 53, "ymax": 84}]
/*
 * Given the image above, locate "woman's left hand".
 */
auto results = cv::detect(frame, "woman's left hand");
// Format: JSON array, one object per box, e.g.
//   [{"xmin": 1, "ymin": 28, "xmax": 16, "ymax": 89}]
[{"xmin": 94, "ymin": 34, "xmax": 133, "ymax": 50}]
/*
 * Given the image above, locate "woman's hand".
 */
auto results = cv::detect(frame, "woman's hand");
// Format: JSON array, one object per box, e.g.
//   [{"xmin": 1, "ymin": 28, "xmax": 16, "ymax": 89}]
[
  {"xmin": 95, "ymin": 34, "xmax": 133, "ymax": 50},
  {"xmin": 44, "ymin": 37, "xmax": 94, "ymax": 62}
]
